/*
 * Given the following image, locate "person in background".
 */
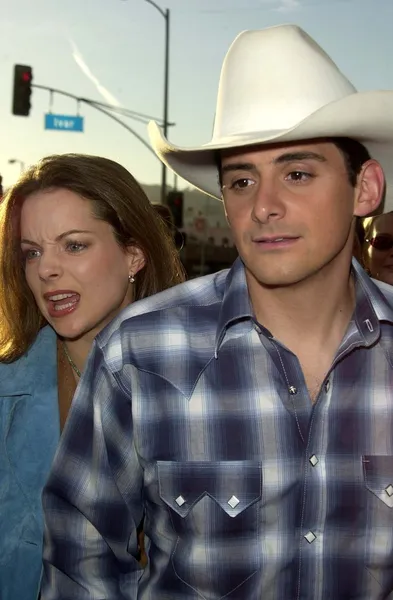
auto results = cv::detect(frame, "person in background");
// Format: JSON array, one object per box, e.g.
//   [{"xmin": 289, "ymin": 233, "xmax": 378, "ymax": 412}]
[
  {"xmin": 353, "ymin": 216, "xmax": 366, "ymax": 263},
  {"xmin": 153, "ymin": 202, "xmax": 186, "ymax": 251},
  {"xmin": 153, "ymin": 202, "xmax": 175, "ymax": 231},
  {"xmin": 41, "ymin": 25, "xmax": 393, "ymax": 600},
  {"xmin": 0, "ymin": 153, "xmax": 184, "ymax": 600},
  {"xmin": 361, "ymin": 212, "xmax": 393, "ymax": 285}
]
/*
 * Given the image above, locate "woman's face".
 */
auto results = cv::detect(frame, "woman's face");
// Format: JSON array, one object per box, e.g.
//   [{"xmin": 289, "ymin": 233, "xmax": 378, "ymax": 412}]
[
  {"xmin": 20, "ymin": 188, "xmax": 145, "ymax": 342},
  {"xmin": 364, "ymin": 212, "xmax": 393, "ymax": 285}
]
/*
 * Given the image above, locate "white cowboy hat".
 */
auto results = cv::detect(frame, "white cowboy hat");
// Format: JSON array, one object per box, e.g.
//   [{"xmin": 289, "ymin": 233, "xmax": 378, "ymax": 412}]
[{"xmin": 148, "ymin": 24, "xmax": 393, "ymax": 212}]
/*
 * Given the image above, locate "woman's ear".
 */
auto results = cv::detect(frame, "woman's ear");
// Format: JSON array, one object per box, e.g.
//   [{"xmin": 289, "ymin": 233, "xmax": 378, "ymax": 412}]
[{"xmin": 127, "ymin": 245, "xmax": 146, "ymax": 276}]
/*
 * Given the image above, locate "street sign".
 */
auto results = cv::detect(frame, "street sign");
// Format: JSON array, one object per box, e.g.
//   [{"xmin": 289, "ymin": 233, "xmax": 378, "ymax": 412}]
[{"xmin": 44, "ymin": 113, "xmax": 84, "ymax": 132}]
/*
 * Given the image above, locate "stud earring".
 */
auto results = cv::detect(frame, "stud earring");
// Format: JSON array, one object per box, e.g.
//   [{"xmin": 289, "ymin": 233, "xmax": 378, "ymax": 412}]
[{"xmin": 128, "ymin": 274, "xmax": 135, "ymax": 283}]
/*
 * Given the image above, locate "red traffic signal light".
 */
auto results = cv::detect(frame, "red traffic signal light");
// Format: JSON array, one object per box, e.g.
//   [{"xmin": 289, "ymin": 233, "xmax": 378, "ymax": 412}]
[
  {"xmin": 12, "ymin": 65, "xmax": 33, "ymax": 117},
  {"xmin": 167, "ymin": 191, "xmax": 184, "ymax": 229}
]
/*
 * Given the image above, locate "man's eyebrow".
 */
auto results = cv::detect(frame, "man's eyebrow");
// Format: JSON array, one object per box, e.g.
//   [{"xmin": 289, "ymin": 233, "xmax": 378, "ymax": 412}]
[
  {"xmin": 221, "ymin": 162, "xmax": 256, "ymax": 176},
  {"xmin": 220, "ymin": 152, "xmax": 327, "ymax": 176},
  {"xmin": 272, "ymin": 151, "xmax": 327, "ymax": 164},
  {"xmin": 21, "ymin": 229, "xmax": 93, "ymax": 245}
]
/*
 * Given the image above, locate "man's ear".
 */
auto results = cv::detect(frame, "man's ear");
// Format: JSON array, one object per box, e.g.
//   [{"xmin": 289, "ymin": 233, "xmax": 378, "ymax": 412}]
[
  {"xmin": 126, "ymin": 245, "xmax": 146, "ymax": 276},
  {"xmin": 353, "ymin": 159, "xmax": 385, "ymax": 218}
]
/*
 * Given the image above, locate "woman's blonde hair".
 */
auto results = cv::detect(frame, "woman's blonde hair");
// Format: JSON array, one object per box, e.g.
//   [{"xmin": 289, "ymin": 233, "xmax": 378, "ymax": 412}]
[
  {"xmin": 0, "ymin": 153, "xmax": 185, "ymax": 361},
  {"xmin": 362, "ymin": 216, "xmax": 378, "ymax": 242}
]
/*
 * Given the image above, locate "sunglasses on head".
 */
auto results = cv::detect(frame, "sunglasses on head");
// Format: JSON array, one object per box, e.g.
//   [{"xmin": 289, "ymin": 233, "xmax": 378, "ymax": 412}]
[{"xmin": 367, "ymin": 233, "xmax": 393, "ymax": 251}]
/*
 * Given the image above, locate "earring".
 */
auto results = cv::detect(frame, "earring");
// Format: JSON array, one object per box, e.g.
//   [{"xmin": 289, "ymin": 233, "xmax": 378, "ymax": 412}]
[{"xmin": 128, "ymin": 274, "xmax": 135, "ymax": 284}]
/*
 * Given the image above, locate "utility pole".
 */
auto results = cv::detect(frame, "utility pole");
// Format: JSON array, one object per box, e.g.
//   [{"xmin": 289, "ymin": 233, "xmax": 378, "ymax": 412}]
[{"xmin": 161, "ymin": 7, "xmax": 170, "ymax": 205}]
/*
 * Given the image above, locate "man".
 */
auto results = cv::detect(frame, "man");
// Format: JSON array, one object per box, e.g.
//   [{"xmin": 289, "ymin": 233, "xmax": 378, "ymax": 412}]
[{"xmin": 41, "ymin": 25, "xmax": 393, "ymax": 599}]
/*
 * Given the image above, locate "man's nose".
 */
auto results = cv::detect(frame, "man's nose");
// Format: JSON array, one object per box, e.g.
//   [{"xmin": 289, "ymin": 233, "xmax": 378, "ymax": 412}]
[{"xmin": 252, "ymin": 180, "xmax": 286, "ymax": 224}]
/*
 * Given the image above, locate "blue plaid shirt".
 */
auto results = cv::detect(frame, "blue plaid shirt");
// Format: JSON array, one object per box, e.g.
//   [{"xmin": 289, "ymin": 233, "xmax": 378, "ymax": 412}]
[{"xmin": 41, "ymin": 258, "xmax": 393, "ymax": 600}]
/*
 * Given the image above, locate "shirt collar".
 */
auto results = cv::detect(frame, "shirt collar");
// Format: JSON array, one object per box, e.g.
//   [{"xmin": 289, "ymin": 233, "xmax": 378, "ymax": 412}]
[
  {"xmin": 215, "ymin": 257, "xmax": 393, "ymax": 356},
  {"xmin": 215, "ymin": 258, "xmax": 253, "ymax": 356},
  {"xmin": 352, "ymin": 258, "xmax": 393, "ymax": 344}
]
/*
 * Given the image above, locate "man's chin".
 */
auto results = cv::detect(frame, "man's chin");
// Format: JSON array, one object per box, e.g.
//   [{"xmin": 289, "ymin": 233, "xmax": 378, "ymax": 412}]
[
  {"xmin": 245, "ymin": 267, "xmax": 306, "ymax": 289},
  {"xmin": 257, "ymin": 278, "xmax": 304, "ymax": 289}
]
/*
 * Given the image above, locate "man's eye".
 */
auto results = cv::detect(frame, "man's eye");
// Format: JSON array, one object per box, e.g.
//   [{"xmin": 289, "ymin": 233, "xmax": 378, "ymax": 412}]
[
  {"xmin": 230, "ymin": 178, "xmax": 255, "ymax": 190},
  {"xmin": 285, "ymin": 171, "xmax": 312, "ymax": 182}
]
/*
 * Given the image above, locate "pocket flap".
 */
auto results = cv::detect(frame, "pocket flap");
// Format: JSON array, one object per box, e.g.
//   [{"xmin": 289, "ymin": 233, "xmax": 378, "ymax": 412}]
[
  {"xmin": 157, "ymin": 460, "xmax": 261, "ymax": 517},
  {"xmin": 363, "ymin": 455, "xmax": 393, "ymax": 508}
]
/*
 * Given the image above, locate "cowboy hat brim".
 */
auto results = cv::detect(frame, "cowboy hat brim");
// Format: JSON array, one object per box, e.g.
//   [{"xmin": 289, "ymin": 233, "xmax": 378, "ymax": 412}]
[{"xmin": 149, "ymin": 90, "xmax": 393, "ymax": 212}]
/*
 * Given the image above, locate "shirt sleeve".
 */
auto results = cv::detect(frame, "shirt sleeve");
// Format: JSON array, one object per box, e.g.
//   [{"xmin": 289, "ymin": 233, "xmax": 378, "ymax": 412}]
[{"xmin": 40, "ymin": 340, "xmax": 144, "ymax": 600}]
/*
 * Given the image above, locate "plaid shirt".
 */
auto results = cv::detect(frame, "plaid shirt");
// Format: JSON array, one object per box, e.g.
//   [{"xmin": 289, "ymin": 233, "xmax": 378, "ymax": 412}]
[{"xmin": 41, "ymin": 258, "xmax": 393, "ymax": 600}]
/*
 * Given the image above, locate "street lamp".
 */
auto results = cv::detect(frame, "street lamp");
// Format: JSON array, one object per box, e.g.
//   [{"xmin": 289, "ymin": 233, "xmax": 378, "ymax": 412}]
[
  {"xmin": 123, "ymin": 0, "xmax": 170, "ymax": 205},
  {"xmin": 144, "ymin": 1, "xmax": 170, "ymax": 205},
  {"xmin": 8, "ymin": 158, "xmax": 25, "ymax": 174}
]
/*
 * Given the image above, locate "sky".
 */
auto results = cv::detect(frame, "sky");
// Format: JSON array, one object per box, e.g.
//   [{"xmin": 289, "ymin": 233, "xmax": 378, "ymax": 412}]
[{"xmin": 1, "ymin": 0, "xmax": 393, "ymax": 190}]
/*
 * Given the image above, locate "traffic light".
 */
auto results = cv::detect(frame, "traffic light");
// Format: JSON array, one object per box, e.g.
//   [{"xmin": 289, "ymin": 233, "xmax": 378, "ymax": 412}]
[
  {"xmin": 12, "ymin": 65, "xmax": 33, "ymax": 116},
  {"xmin": 167, "ymin": 191, "xmax": 184, "ymax": 229}
]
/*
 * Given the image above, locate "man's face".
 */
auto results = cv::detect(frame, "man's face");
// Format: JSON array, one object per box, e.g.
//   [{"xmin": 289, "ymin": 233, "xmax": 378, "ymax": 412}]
[{"xmin": 221, "ymin": 140, "xmax": 358, "ymax": 288}]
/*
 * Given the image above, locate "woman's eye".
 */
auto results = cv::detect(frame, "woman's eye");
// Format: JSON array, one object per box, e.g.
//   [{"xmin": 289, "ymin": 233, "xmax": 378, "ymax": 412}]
[
  {"xmin": 66, "ymin": 242, "xmax": 87, "ymax": 253},
  {"xmin": 23, "ymin": 248, "xmax": 41, "ymax": 261}
]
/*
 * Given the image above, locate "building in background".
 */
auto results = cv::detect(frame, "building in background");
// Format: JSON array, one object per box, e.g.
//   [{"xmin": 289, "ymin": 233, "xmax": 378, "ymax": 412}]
[{"xmin": 145, "ymin": 184, "xmax": 237, "ymax": 278}]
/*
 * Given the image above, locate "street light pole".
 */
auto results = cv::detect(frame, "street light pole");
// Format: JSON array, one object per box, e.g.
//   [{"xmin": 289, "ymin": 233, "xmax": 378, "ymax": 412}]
[
  {"xmin": 162, "ymin": 7, "xmax": 170, "ymax": 205},
  {"xmin": 143, "ymin": 0, "xmax": 170, "ymax": 205},
  {"xmin": 121, "ymin": 0, "xmax": 171, "ymax": 203}
]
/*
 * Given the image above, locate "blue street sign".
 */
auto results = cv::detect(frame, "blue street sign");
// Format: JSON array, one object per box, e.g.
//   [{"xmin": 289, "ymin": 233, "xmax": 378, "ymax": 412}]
[{"xmin": 44, "ymin": 113, "xmax": 84, "ymax": 132}]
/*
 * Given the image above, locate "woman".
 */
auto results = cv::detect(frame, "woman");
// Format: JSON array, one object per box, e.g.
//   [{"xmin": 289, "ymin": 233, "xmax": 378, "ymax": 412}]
[
  {"xmin": 0, "ymin": 153, "xmax": 184, "ymax": 600},
  {"xmin": 361, "ymin": 212, "xmax": 393, "ymax": 285}
]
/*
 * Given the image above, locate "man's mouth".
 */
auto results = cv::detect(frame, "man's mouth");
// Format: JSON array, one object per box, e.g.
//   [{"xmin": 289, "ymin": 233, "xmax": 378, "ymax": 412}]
[{"xmin": 254, "ymin": 236, "xmax": 299, "ymax": 245}]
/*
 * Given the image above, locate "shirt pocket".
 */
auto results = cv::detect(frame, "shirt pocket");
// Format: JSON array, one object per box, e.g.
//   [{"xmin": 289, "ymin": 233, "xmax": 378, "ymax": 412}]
[
  {"xmin": 157, "ymin": 460, "xmax": 261, "ymax": 599},
  {"xmin": 362, "ymin": 455, "xmax": 393, "ymax": 589},
  {"xmin": 363, "ymin": 455, "xmax": 393, "ymax": 508}
]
